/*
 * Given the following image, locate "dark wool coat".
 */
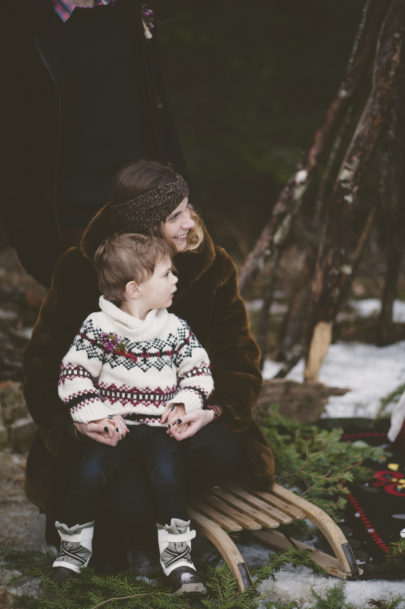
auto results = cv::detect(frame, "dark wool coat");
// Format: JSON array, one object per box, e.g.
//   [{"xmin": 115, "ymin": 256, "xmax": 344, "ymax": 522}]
[
  {"xmin": 23, "ymin": 207, "xmax": 274, "ymax": 513},
  {"xmin": 0, "ymin": 0, "xmax": 185, "ymax": 286}
]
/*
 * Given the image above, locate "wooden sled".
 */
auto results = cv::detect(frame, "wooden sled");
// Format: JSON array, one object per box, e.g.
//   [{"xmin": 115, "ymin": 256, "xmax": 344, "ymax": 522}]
[{"xmin": 187, "ymin": 481, "xmax": 361, "ymax": 592}]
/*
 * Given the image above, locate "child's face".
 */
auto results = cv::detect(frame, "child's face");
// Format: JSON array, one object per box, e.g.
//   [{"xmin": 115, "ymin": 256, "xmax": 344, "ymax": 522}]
[
  {"xmin": 164, "ymin": 197, "xmax": 195, "ymax": 252},
  {"xmin": 138, "ymin": 255, "xmax": 178, "ymax": 311}
]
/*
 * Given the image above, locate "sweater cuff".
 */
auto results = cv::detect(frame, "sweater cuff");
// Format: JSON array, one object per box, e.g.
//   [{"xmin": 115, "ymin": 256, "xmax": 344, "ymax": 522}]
[
  {"xmin": 169, "ymin": 389, "xmax": 204, "ymax": 413},
  {"xmin": 70, "ymin": 401, "xmax": 112, "ymax": 424}
]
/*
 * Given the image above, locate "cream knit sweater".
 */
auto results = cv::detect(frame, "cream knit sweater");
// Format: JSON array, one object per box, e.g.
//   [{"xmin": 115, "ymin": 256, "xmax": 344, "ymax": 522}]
[{"xmin": 58, "ymin": 296, "xmax": 213, "ymax": 425}]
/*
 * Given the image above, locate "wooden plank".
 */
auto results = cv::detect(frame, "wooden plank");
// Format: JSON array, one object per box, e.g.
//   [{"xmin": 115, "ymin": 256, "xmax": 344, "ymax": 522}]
[
  {"xmin": 211, "ymin": 488, "xmax": 281, "ymax": 528},
  {"xmin": 200, "ymin": 493, "xmax": 262, "ymax": 530},
  {"xmin": 251, "ymin": 489, "xmax": 306, "ymax": 519},
  {"xmin": 188, "ymin": 507, "xmax": 251, "ymax": 592},
  {"xmin": 187, "ymin": 499, "xmax": 242, "ymax": 532},
  {"xmin": 221, "ymin": 483, "xmax": 293, "ymax": 525}
]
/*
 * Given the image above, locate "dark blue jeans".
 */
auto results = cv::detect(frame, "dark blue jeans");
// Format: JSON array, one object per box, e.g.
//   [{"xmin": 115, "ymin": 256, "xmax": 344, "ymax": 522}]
[
  {"xmin": 59, "ymin": 424, "xmax": 191, "ymax": 527},
  {"xmin": 89, "ymin": 421, "xmax": 242, "ymax": 568}
]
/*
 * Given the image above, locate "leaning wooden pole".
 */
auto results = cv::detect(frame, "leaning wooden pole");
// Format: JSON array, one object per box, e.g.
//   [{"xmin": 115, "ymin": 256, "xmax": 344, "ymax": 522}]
[
  {"xmin": 238, "ymin": 0, "xmax": 389, "ymax": 296},
  {"xmin": 304, "ymin": 0, "xmax": 404, "ymax": 382}
]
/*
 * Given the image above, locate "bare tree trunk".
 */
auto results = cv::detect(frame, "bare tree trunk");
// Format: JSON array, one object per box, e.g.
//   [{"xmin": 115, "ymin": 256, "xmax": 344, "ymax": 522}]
[
  {"xmin": 379, "ymin": 246, "xmax": 402, "ymax": 343},
  {"xmin": 257, "ymin": 249, "xmax": 281, "ymax": 368},
  {"xmin": 238, "ymin": 0, "xmax": 389, "ymax": 295},
  {"xmin": 338, "ymin": 201, "xmax": 377, "ymax": 311},
  {"xmin": 314, "ymin": 102, "xmax": 356, "ymax": 223},
  {"xmin": 276, "ymin": 249, "xmax": 315, "ymax": 360},
  {"xmin": 377, "ymin": 80, "xmax": 405, "ymax": 343},
  {"xmin": 305, "ymin": 0, "xmax": 404, "ymax": 382}
]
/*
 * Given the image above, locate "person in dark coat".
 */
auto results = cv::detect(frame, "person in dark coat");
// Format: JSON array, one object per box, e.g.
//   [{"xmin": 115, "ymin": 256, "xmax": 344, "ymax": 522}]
[
  {"xmin": 23, "ymin": 160, "xmax": 275, "ymax": 573},
  {"xmin": 1, "ymin": 0, "xmax": 185, "ymax": 287}
]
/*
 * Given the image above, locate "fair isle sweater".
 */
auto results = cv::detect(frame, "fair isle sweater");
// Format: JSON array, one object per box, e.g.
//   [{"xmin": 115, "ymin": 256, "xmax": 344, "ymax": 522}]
[{"xmin": 58, "ymin": 296, "xmax": 213, "ymax": 426}]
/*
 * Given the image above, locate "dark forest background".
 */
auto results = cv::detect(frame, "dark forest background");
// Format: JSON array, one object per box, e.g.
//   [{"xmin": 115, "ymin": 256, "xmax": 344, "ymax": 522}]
[{"xmin": 153, "ymin": 0, "xmax": 363, "ymax": 260}]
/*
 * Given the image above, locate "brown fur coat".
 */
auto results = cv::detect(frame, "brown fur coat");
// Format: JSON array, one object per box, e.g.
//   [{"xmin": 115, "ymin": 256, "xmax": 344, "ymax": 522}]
[{"xmin": 23, "ymin": 207, "xmax": 274, "ymax": 512}]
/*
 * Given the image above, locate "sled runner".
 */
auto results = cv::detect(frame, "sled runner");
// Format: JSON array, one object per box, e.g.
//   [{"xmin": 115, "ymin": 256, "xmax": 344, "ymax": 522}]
[{"xmin": 188, "ymin": 481, "xmax": 361, "ymax": 592}]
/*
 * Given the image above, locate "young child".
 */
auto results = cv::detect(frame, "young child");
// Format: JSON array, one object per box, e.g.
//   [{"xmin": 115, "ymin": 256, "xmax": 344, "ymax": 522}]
[{"xmin": 52, "ymin": 233, "xmax": 213, "ymax": 595}]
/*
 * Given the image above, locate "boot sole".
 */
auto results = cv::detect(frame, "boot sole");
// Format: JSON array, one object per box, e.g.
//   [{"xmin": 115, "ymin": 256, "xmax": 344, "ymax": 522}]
[{"xmin": 174, "ymin": 582, "xmax": 207, "ymax": 596}]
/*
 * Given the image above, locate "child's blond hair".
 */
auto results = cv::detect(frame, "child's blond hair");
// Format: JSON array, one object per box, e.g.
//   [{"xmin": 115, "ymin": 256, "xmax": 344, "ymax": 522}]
[{"xmin": 95, "ymin": 233, "xmax": 174, "ymax": 306}]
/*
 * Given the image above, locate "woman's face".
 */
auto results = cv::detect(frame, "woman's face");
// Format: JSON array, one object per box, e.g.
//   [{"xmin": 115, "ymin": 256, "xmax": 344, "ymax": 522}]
[{"xmin": 164, "ymin": 197, "xmax": 195, "ymax": 252}]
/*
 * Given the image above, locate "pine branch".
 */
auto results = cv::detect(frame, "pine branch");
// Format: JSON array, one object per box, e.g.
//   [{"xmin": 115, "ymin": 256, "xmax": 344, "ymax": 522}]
[{"xmin": 89, "ymin": 592, "xmax": 160, "ymax": 609}]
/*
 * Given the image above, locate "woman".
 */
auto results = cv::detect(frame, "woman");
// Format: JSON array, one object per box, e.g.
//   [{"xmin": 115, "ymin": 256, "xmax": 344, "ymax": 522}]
[{"xmin": 23, "ymin": 160, "xmax": 274, "ymax": 575}]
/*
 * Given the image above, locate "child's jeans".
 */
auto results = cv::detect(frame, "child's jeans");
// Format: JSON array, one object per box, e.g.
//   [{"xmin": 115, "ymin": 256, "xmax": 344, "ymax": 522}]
[{"xmin": 58, "ymin": 424, "xmax": 188, "ymax": 527}]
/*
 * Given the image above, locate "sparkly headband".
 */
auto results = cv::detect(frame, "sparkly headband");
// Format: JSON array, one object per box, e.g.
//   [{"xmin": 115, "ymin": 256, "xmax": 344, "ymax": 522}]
[{"xmin": 111, "ymin": 174, "xmax": 189, "ymax": 234}]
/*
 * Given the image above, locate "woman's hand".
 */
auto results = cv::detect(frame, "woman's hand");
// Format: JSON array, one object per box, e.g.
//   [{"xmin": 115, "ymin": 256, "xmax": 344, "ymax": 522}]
[
  {"xmin": 166, "ymin": 408, "xmax": 215, "ymax": 441},
  {"xmin": 161, "ymin": 403, "xmax": 187, "ymax": 432},
  {"xmin": 74, "ymin": 415, "xmax": 129, "ymax": 446}
]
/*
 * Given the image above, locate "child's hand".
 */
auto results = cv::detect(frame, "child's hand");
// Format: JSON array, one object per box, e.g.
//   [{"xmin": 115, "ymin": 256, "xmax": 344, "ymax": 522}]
[
  {"xmin": 102, "ymin": 415, "xmax": 129, "ymax": 440},
  {"xmin": 167, "ymin": 408, "xmax": 214, "ymax": 441},
  {"xmin": 74, "ymin": 416, "xmax": 129, "ymax": 446},
  {"xmin": 161, "ymin": 403, "xmax": 187, "ymax": 433}
]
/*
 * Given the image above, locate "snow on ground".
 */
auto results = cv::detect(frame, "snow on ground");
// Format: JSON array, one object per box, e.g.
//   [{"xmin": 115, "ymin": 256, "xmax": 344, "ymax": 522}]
[
  {"xmin": 338, "ymin": 298, "xmax": 405, "ymax": 324},
  {"xmin": 259, "ymin": 298, "xmax": 405, "ymax": 607},
  {"xmin": 257, "ymin": 566, "xmax": 405, "ymax": 609},
  {"xmin": 284, "ymin": 340, "xmax": 405, "ymax": 419}
]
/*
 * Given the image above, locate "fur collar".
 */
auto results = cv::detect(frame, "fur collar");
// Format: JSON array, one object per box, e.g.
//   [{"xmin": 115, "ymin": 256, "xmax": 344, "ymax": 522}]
[{"xmin": 80, "ymin": 202, "xmax": 217, "ymax": 303}]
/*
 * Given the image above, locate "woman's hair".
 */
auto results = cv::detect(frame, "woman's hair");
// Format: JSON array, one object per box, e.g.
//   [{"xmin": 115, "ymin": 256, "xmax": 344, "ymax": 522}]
[
  {"xmin": 94, "ymin": 233, "xmax": 173, "ymax": 306},
  {"xmin": 110, "ymin": 160, "xmax": 204, "ymax": 252}
]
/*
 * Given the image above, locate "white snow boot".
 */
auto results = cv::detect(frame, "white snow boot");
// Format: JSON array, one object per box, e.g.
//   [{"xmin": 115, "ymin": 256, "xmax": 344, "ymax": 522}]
[
  {"xmin": 157, "ymin": 518, "xmax": 207, "ymax": 596},
  {"xmin": 52, "ymin": 521, "xmax": 94, "ymax": 576}
]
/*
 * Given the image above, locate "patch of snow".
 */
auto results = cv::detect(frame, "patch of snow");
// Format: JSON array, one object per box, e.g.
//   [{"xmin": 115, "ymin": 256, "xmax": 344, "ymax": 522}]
[
  {"xmin": 10, "ymin": 326, "xmax": 33, "ymax": 340},
  {"xmin": 338, "ymin": 298, "xmax": 405, "ymax": 323},
  {"xmin": 245, "ymin": 299, "xmax": 287, "ymax": 316},
  {"xmin": 283, "ymin": 341, "xmax": 405, "ymax": 419},
  {"xmin": 0, "ymin": 309, "xmax": 18, "ymax": 321},
  {"xmin": 295, "ymin": 170, "xmax": 308, "ymax": 184},
  {"xmin": 245, "ymin": 299, "xmax": 262, "ymax": 313},
  {"xmin": 262, "ymin": 359, "xmax": 284, "ymax": 379},
  {"xmin": 257, "ymin": 565, "xmax": 405, "ymax": 608}
]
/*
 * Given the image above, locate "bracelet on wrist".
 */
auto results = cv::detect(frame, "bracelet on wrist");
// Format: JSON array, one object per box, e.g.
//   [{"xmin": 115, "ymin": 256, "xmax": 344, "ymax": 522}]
[{"xmin": 206, "ymin": 405, "xmax": 221, "ymax": 420}]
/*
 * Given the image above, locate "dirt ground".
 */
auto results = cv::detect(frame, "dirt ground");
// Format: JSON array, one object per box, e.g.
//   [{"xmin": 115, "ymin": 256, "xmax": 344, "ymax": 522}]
[
  {"xmin": 0, "ymin": 448, "xmax": 45, "ymax": 603},
  {"xmin": 0, "ymin": 449, "xmax": 45, "ymax": 552},
  {"xmin": 0, "ymin": 248, "xmax": 46, "ymax": 603}
]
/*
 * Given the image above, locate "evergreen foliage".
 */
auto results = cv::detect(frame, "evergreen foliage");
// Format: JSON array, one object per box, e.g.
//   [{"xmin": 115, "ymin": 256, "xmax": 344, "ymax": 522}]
[
  {"xmin": 377, "ymin": 382, "xmax": 405, "ymax": 418},
  {"xmin": 310, "ymin": 583, "xmax": 352, "ymax": 609},
  {"xmin": 4, "ymin": 545, "xmax": 403, "ymax": 609},
  {"xmin": 259, "ymin": 406, "xmax": 387, "ymax": 520},
  {"xmin": 254, "ymin": 548, "xmax": 324, "ymax": 582},
  {"xmin": 200, "ymin": 565, "xmax": 259, "ymax": 609},
  {"xmin": 389, "ymin": 537, "xmax": 405, "ymax": 557}
]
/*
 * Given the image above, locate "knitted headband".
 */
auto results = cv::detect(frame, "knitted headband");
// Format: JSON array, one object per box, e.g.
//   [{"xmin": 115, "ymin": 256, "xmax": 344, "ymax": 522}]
[{"xmin": 110, "ymin": 174, "xmax": 190, "ymax": 234}]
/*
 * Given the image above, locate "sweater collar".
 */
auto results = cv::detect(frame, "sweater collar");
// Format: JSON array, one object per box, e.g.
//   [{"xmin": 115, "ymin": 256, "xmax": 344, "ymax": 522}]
[{"xmin": 99, "ymin": 296, "xmax": 169, "ymax": 340}]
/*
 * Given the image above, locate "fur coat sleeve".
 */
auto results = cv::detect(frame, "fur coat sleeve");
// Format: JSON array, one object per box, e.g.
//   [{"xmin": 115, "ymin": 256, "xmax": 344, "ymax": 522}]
[
  {"xmin": 205, "ymin": 248, "xmax": 274, "ymax": 488},
  {"xmin": 207, "ymin": 248, "xmax": 262, "ymax": 428},
  {"xmin": 23, "ymin": 249, "xmax": 99, "ymax": 456}
]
